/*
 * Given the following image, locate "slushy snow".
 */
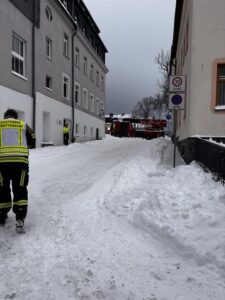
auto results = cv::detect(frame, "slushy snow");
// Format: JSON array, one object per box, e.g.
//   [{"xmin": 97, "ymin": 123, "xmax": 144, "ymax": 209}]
[{"xmin": 1, "ymin": 135, "xmax": 225, "ymax": 300}]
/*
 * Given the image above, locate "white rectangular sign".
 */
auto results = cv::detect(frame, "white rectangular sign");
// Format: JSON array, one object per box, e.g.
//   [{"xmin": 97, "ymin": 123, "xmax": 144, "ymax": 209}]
[
  {"xmin": 169, "ymin": 75, "xmax": 186, "ymax": 92},
  {"xmin": 169, "ymin": 93, "xmax": 185, "ymax": 110}
]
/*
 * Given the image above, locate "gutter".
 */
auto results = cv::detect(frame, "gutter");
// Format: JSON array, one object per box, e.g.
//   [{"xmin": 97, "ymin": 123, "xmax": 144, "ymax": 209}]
[
  {"xmin": 71, "ymin": 25, "xmax": 78, "ymax": 142},
  {"xmin": 170, "ymin": 0, "xmax": 184, "ymax": 74},
  {"xmin": 32, "ymin": 0, "xmax": 36, "ymax": 147}
]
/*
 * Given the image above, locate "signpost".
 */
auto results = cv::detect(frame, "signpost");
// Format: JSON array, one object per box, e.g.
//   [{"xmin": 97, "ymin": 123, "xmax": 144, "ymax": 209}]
[{"xmin": 169, "ymin": 75, "xmax": 186, "ymax": 168}]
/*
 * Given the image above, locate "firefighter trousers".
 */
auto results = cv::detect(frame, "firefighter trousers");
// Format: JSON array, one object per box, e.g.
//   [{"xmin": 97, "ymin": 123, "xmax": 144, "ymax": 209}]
[{"xmin": 0, "ymin": 163, "xmax": 29, "ymax": 220}]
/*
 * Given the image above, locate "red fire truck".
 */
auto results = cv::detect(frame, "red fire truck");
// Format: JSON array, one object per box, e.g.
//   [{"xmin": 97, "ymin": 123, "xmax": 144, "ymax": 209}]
[{"xmin": 107, "ymin": 117, "xmax": 167, "ymax": 139}]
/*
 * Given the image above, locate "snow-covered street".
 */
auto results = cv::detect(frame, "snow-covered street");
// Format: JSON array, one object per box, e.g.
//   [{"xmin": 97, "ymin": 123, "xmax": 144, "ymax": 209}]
[{"xmin": 1, "ymin": 136, "xmax": 225, "ymax": 300}]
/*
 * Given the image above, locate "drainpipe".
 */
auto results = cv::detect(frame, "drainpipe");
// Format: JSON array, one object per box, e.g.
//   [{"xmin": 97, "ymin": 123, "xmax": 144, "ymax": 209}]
[
  {"xmin": 32, "ymin": 0, "xmax": 36, "ymax": 146},
  {"xmin": 71, "ymin": 25, "xmax": 77, "ymax": 142}
]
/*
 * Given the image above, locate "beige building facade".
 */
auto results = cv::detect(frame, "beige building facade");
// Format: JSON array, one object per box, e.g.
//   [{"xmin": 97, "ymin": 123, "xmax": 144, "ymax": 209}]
[{"xmin": 170, "ymin": 0, "xmax": 225, "ymax": 141}]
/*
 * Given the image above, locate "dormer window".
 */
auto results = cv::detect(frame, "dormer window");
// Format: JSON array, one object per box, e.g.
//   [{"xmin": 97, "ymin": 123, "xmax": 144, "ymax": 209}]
[
  {"xmin": 45, "ymin": 6, "xmax": 53, "ymax": 21},
  {"xmin": 82, "ymin": 26, "xmax": 86, "ymax": 36},
  {"xmin": 63, "ymin": 33, "xmax": 69, "ymax": 57}
]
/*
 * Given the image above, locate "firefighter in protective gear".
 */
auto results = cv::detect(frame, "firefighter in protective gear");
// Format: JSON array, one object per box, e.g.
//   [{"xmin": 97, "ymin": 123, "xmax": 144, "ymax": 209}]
[
  {"xmin": 63, "ymin": 122, "xmax": 69, "ymax": 145},
  {"xmin": 0, "ymin": 109, "xmax": 35, "ymax": 230}
]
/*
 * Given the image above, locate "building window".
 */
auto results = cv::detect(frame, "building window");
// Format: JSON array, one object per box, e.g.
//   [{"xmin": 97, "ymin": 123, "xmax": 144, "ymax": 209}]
[
  {"xmin": 63, "ymin": 73, "xmax": 70, "ymax": 99},
  {"xmin": 216, "ymin": 64, "xmax": 225, "ymax": 106},
  {"xmin": 96, "ymin": 98, "xmax": 100, "ymax": 115},
  {"xmin": 75, "ymin": 47, "xmax": 80, "ymax": 66},
  {"xmin": 46, "ymin": 37, "xmax": 52, "ymax": 59},
  {"xmin": 100, "ymin": 101, "xmax": 104, "ymax": 116},
  {"xmin": 101, "ymin": 75, "xmax": 104, "ymax": 90},
  {"xmin": 45, "ymin": 75, "xmax": 52, "ymax": 89},
  {"xmin": 96, "ymin": 70, "xmax": 99, "ymax": 86},
  {"xmin": 90, "ymin": 35, "xmax": 94, "ymax": 46},
  {"xmin": 82, "ymin": 26, "xmax": 86, "ymax": 36},
  {"xmin": 83, "ymin": 56, "xmax": 87, "ymax": 74},
  {"xmin": 45, "ymin": 6, "xmax": 53, "ymax": 21},
  {"xmin": 90, "ymin": 127, "xmax": 93, "ymax": 137},
  {"xmin": 90, "ymin": 64, "xmax": 94, "ymax": 81},
  {"xmin": 83, "ymin": 88, "xmax": 88, "ymax": 109},
  {"xmin": 12, "ymin": 34, "xmax": 25, "ymax": 77},
  {"xmin": 84, "ymin": 125, "xmax": 87, "ymax": 137},
  {"xmin": 89, "ymin": 93, "xmax": 94, "ymax": 112},
  {"xmin": 75, "ymin": 123, "xmax": 79, "ymax": 135},
  {"xmin": 63, "ymin": 34, "xmax": 69, "ymax": 56},
  {"xmin": 75, "ymin": 82, "xmax": 80, "ymax": 104}
]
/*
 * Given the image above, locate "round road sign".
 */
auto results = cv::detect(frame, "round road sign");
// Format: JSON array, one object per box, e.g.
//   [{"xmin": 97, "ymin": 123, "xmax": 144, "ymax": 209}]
[
  {"xmin": 171, "ymin": 95, "xmax": 182, "ymax": 105},
  {"xmin": 172, "ymin": 76, "xmax": 183, "ymax": 87}
]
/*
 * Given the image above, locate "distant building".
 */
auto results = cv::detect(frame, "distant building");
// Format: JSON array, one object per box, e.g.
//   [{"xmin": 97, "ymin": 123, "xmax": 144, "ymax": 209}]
[
  {"xmin": 170, "ymin": 0, "xmax": 225, "ymax": 141},
  {"xmin": 0, "ymin": 0, "xmax": 108, "ymax": 146}
]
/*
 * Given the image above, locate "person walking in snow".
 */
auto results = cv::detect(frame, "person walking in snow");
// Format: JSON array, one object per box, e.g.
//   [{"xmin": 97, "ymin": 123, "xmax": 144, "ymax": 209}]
[
  {"xmin": 63, "ymin": 122, "xmax": 69, "ymax": 145},
  {"xmin": 0, "ymin": 109, "xmax": 35, "ymax": 233}
]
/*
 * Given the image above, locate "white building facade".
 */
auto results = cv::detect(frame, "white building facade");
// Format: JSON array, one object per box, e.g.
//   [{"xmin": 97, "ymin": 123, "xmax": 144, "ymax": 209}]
[{"xmin": 0, "ymin": 0, "xmax": 108, "ymax": 147}]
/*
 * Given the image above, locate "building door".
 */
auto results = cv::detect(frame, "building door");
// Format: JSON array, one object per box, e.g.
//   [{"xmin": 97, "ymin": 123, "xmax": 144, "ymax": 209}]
[
  {"xmin": 43, "ymin": 111, "xmax": 50, "ymax": 142},
  {"xmin": 96, "ymin": 128, "xmax": 99, "ymax": 140}
]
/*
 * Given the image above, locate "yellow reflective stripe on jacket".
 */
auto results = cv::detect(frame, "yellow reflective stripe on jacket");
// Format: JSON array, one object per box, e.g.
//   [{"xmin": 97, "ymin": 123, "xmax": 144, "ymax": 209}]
[
  {"xmin": 19, "ymin": 127, "xmax": 22, "ymax": 146},
  {"xmin": 0, "ymin": 202, "xmax": 12, "ymax": 209},
  {"xmin": 0, "ymin": 157, "xmax": 28, "ymax": 164},
  {"xmin": 13, "ymin": 200, "xmax": 28, "ymax": 206},
  {"xmin": 0, "ymin": 147, "xmax": 29, "ymax": 155},
  {"xmin": 20, "ymin": 170, "xmax": 26, "ymax": 187},
  {"xmin": 0, "ymin": 120, "xmax": 24, "ymax": 129}
]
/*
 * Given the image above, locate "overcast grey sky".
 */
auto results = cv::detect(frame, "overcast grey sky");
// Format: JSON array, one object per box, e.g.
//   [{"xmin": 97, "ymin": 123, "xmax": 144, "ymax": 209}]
[{"xmin": 83, "ymin": 0, "xmax": 176, "ymax": 114}]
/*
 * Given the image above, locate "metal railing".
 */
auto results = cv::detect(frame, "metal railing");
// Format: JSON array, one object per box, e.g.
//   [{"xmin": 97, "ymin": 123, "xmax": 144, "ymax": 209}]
[{"xmin": 195, "ymin": 137, "xmax": 225, "ymax": 184}]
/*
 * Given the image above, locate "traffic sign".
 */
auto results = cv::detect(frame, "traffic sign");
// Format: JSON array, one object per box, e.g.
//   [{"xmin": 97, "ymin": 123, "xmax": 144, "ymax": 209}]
[
  {"xmin": 169, "ymin": 75, "xmax": 186, "ymax": 92},
  {"xmin": 169, "ymin": 93, "xmax": 185, "ymax": 110},
  {"xmin": 166, "ymin": 114, "xmax": 171, "ymax": 120}
]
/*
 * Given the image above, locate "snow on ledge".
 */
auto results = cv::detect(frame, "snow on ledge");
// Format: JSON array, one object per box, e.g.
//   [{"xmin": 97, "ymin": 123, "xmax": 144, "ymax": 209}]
[{"xmin": 215, "ymin": 105, "xmax": 225, "ymax": 110}]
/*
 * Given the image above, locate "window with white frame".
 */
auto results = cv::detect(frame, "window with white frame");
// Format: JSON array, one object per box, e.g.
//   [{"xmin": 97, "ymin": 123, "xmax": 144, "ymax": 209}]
[
  {"xmin": 75, "ymin": 82, "xmax": 80, "ymax": 104},
  {"xmin": 100, "ymin": 100, "xmax": 104, "ymax": 116},
  {"xmin": 84, "ymin": 125, "xmax": 87, "ymax": 136},
  {"xmin": 89, "ymin": 93, "xmax": 94, "ymax": 112},
  {"xmin": 45, "ymin": 75, "xmax": 52, "ymax": 90},
  {"xmin": 63, "ymin": 73, "xmax": 70, "ymax": 99},
  {"xmin": 12, "ymin": 34, "xmax": 26, "ymax": 77},
  {"xmin": 63, "ymin": 33, "xmax": 69, "ymax": 56},
  {"xmin": 75, "ymin": 123, "xmax": 79, "ymax": 135},
  {"xmin": 83, "ymin": 88, "xmax": 88, "ymax": 109},
  {"xmin": 90, "ymin": 64, "xmax": 94, "ymax": 81},
  {"xmin": 83, "ymin": 56, "xmax": 87, "ymax": 74},
  {"xmin": 82, "ymin": 26, "xmax": 87, "ymax": 36},
  {"xmin": 96, "ymin": 70, "xmax": 100, "ymax": 86},
  {"xmin": 45, "ymin": 6, "xmax": 53, "ymax": 21},
  {"xmin": 75, "ymin": 47, "xmax": 80, "ymax": 66},
  {"xmin": 96, "ymin": 98, "xmax": 100, "ymax": 115},
  {"xmin": 46, "ymin": 37, "xmax": 52, "ymax": 59},
  {"xmin": 101, "ymin": 75, "xmax": 104, "ymax": 90},
  {"xmin": 216, "ymin": 64, "xmax": 225, "ymax": 106}
]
